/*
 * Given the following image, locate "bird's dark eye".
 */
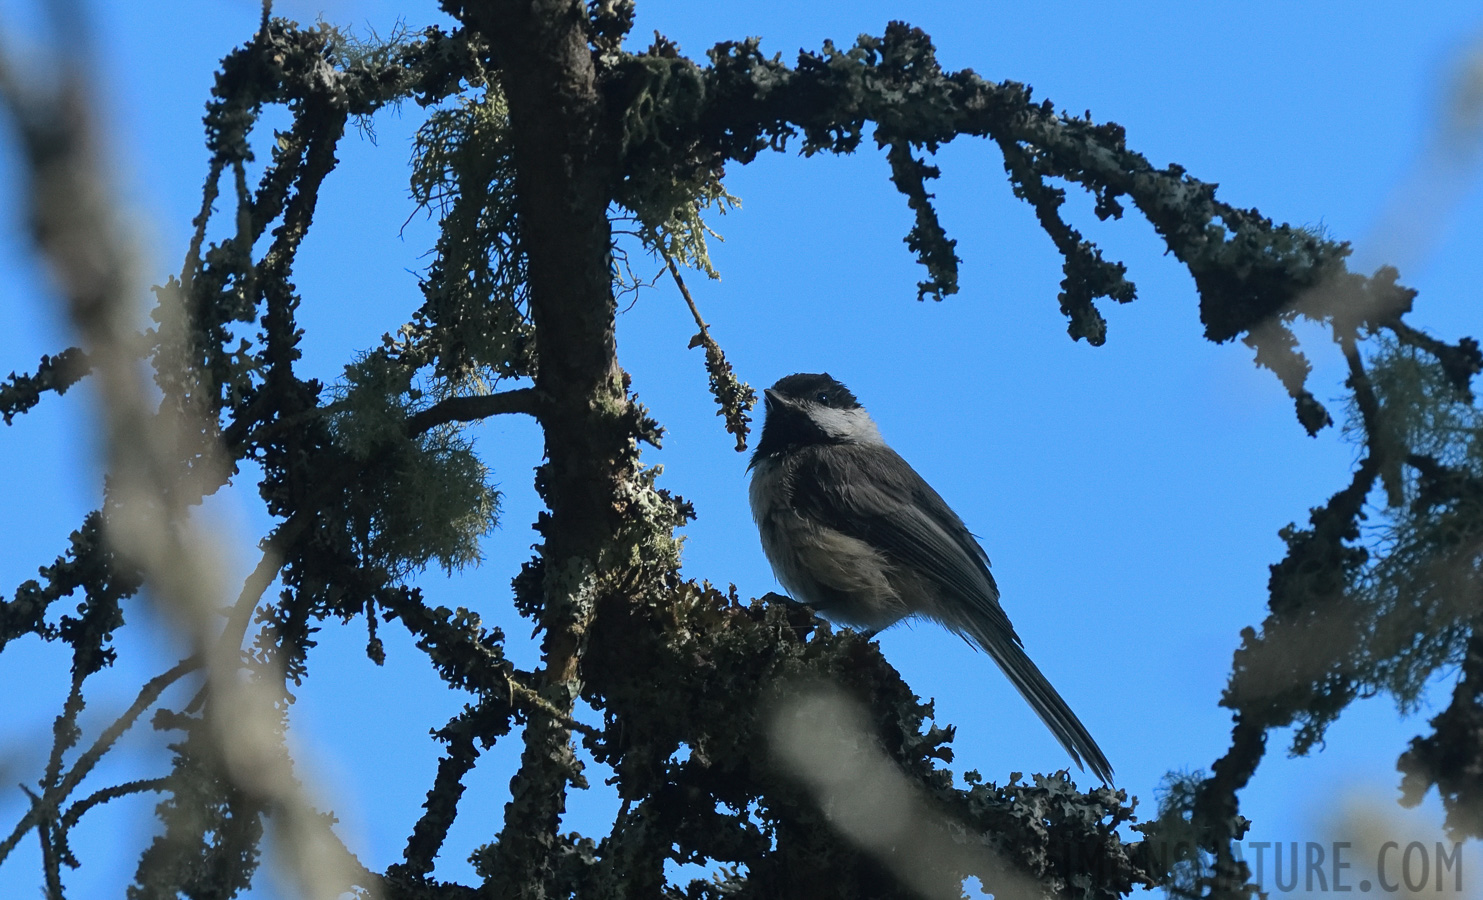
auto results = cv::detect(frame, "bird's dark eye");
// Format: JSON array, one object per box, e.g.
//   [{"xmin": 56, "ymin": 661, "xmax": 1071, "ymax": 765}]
[{"xmin": 816, "ymin": 392, "xmax": 831, "ymax": 405}]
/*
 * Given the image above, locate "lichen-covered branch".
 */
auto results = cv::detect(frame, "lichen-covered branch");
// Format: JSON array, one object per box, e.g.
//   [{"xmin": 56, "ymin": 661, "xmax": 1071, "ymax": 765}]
[
  {"xmin": 1399, "ymin": 625, "xmax": 1483, "ymax": 838},
  {"xmin": 407, "ymin": 388, "xmax": 543, "ymax": 434},
  {"xmin": 7, "ymin": 5, "xmax": 1483, "ymax": 900},
  {"xmin": 0, "ymin": 348, "xmax": 90, "ymax": 425},
  {"xmin": 611, "ymin": 22, "xmax": 1475, "ymax": 433},
  {"xmin": 440, "ymin": 1, "xmax": 644, "ymax": 893},
  {"xmin": 664, "ymin": 253, "xmax": 756, "ymax": 451}
]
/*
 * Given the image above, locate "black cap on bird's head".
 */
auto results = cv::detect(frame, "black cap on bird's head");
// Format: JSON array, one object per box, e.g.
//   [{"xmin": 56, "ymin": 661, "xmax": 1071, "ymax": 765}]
[
  {"xmin": 750, "ymin": 373, "xmax": 873, "ymax": 469},
  {"xmin": 763, "ymin": 372, "xmax": 861, "ymax": 412}
]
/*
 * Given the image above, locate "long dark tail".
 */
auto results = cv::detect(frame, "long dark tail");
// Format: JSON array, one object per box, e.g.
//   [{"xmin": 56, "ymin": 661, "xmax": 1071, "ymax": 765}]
[{"xmin": 963, "ymin": 619, "xmax": 1114, "ymax": 784}]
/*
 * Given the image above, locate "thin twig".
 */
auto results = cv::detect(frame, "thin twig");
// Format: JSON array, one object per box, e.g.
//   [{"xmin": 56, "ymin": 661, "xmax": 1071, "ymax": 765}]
[
  {"xmin": 37, "ymin": 796, "xmax": 63, "ymax": 900},
  {"xmin": 179, "ymin": 157, "xmax": 225, "ymax": 288},
  {"xmin": 231, "ymin": 157, "xmax": 257, "ymax": 311},
  {"xmin": 663, "ymin": 251, "xmax": 712, "ymax": 343},
  {"xmin": 40, "ymin": 675, "xmax": 84, "ymax": 804},
  {"xmin": 55, "ymin": 657, "xmax": 202, "ymax": 806}
]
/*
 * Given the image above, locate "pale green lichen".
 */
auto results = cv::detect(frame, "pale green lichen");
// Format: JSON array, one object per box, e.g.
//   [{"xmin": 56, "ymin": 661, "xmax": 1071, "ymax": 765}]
[{"xmin": 328, "ymin": 352, "xmax": 499, "ymax": 575}]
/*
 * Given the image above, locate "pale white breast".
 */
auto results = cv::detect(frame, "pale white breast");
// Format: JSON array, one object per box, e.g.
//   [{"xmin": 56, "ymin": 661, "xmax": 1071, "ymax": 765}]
[{"xmin": 747, "ymin": 453, "xmax": 906, "ymax": 629}]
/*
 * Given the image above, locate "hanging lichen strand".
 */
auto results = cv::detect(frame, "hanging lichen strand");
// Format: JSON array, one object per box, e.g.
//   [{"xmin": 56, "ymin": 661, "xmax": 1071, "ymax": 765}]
[{"xmin": 2, "ymin": 3, "xmax": 1482, "ymax": 899}]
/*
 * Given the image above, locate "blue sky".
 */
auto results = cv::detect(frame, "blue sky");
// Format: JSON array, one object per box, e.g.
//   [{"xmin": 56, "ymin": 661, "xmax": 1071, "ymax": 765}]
[{"xmin": 2, "ymin": 1, "xmax": 1482, "ymax": 897}]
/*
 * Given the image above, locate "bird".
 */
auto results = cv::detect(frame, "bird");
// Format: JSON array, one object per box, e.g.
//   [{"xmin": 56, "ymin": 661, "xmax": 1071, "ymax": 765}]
[{"xmin": 747, "ymin": 372, "xmax": 1112, "ymax": 784}]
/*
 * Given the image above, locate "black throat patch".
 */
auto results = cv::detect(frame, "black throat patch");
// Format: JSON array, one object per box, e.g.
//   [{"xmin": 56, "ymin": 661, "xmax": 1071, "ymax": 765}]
[{"xmin": 748, "ymin": 373, "xmax": 861, "ymax": 469}]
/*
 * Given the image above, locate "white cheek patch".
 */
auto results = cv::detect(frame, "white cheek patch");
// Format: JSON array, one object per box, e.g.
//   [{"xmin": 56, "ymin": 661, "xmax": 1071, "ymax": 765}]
[{"xmin": 807, "ymin": 406, "xmax": 883, "ymax": 445}]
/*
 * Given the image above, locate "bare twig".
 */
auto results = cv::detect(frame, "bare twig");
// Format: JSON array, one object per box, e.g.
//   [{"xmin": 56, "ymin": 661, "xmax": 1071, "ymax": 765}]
[{"xmin": 665, "ymin": 252, "xmax": 713, "ymax": 343}]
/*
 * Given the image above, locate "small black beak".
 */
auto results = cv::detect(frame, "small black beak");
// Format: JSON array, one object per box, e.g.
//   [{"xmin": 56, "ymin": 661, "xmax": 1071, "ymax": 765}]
[{"xmin": 763, "ymin": 388, "xmax": 781, "ymax": 412}]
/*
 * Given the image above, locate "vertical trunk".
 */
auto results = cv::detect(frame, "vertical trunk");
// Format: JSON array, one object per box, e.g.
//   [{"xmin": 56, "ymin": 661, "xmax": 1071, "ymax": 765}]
[{"xmin": 446, "ymin": 2, "xmax": 625, "ymax": 896}]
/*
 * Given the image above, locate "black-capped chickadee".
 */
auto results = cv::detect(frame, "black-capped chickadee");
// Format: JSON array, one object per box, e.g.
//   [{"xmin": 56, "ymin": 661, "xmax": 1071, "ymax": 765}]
[{"xmin": 748, "ymin": 372, "xmax": 1112, "ymax": 783}]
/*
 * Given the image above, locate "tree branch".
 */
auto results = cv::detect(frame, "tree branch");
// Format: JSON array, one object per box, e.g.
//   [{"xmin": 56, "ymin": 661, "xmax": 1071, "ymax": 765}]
[
  {"xmin": 0, "ymin": 348, "xmax": 90, "ymax": 425},
  {"xmin": 663, "ymin": 253, "xmax": 755, "ymax": 451},
  {"xmin": 59, "ymin": 777, "xmax": 169, "ymax": 832},
  {"xmin": 0, "ymin": 656, "xmax": 201, "ymax": 867},
  {"xmin": 406, "ymin": 387, "xmax": 542, "ymax": 434}
]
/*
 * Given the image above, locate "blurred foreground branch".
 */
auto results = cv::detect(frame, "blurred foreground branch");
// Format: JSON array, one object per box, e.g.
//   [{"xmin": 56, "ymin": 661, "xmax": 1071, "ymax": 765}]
[{"xmin": 0, "ymin": 21, "xmax": 375, "ymax": 900}]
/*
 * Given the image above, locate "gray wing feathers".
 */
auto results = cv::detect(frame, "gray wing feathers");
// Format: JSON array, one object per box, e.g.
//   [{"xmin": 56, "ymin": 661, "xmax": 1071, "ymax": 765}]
[
  {"xmin": 810, "ymin": 449, "xmax": 1013, "ymax": 631},
  {"xmin": 794, "ymin": 443, "xmax": 1114, "ymax": 784},
  {"xmin": 959, "ymin": 616, "xmax": 1114, "ymax": 784}
]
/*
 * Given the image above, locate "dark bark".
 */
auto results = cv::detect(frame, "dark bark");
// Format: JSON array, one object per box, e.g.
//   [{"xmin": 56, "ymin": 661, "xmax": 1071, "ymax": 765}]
[
  {"xmin": 7, "ymin": 7, "xmax": 1483, "ymax": 900},
  {"xmin": 442, "ymin": 3, "xmax": 632, "ymax": 896}
]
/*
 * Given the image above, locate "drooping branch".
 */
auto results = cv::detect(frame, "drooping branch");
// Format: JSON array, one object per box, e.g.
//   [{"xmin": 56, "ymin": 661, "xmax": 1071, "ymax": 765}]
[
  {"xmin": 663, "ymin": 253, "xmax": 756, "ymax": 451},
  {"xmin": 995, "ymin": 135, "xmax": 1134, "ymax": 345},
  {"xmin": 882, "ymin": 139, "xmax": 959, "ymax": 302}
]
